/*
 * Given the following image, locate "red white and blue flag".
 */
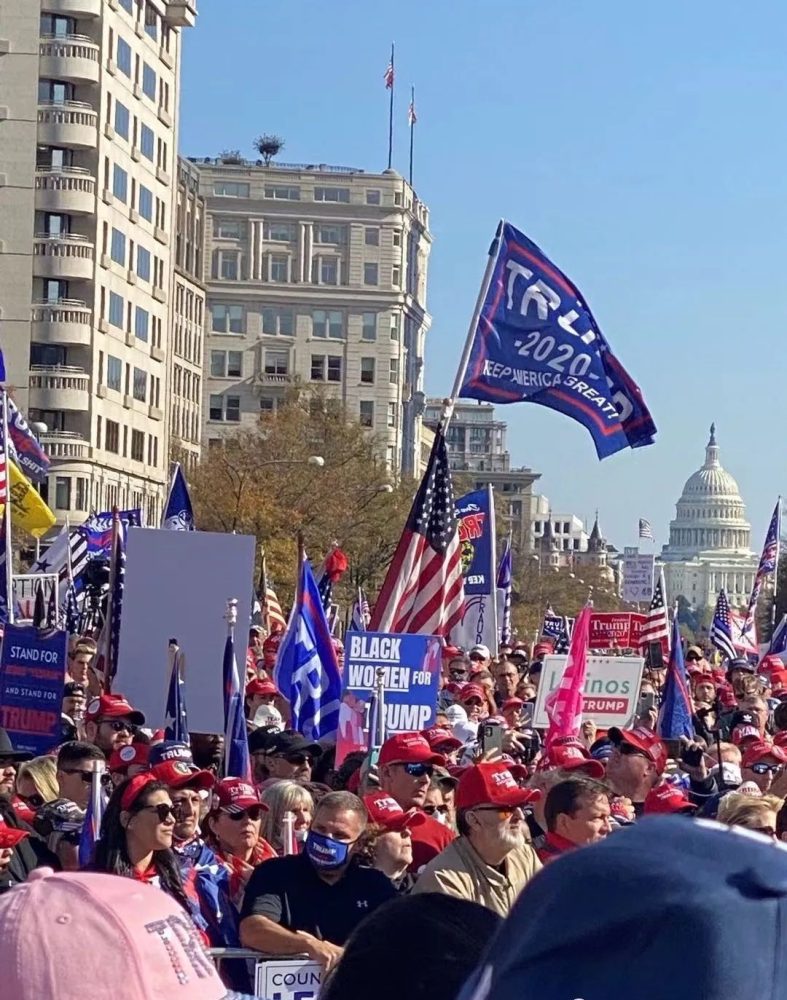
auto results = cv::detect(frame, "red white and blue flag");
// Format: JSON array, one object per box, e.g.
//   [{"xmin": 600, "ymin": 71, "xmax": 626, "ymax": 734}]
[
  {"xmin": 741, "ymin": 499, "xmax": 781, "ymax": 637},
  {"xmin": 657, "ymin": 615, "xmax": 694, "ymax": 739}
]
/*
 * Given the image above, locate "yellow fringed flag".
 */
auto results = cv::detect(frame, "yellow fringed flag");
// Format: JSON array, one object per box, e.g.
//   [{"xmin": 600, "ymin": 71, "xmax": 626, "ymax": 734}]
[{"xmin": 3, "ymin": 461, "xmax": 56, "ymax": 538}]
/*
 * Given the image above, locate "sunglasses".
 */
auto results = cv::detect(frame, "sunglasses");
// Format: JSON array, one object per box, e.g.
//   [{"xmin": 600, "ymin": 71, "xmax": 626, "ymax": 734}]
[
  {"xmin": 140, "ymin": 803, "xmax": 177, "ymax": 822},
  {"xmin": 62, "ymin": 769, "xmax": 112, "ymax": 786},
  {"xmin": 17, "ymin": 792, "xmax": 44, "ymax": 809},
  {"xmin": 400, "ymin": 763, "xmax": 433, "ymax": 779},
  {"xmin": 99, "ymin": 719, "xmax": 137, "ymax": 734},
  {"xmin": 619, "ymin": 743, "xmax": 649, "ymax": 760},
  {"xmin": 278, "ymin": 753, "xmax": 313, "ymax": 766},
  {"xmin": 750, "ymin": 762, "xmax": 784, "ymax": 775},
  {"xmin": 474, "ymin": 805, "xmax": 519, "ymax": 818},
  {"xmin": 422, "ymin": 804, "xmax": 448, "ymax": 816},
  {"xmin": 464, "ymin": 698, "xmax": 484, "ymax": 708},
  {"xmin": 225, "ymin": 806, "xmax": 265, "ymax": 822},
  {"xmin": 751, "ymin": 825, "xmax": 777, "ymax": 838}
]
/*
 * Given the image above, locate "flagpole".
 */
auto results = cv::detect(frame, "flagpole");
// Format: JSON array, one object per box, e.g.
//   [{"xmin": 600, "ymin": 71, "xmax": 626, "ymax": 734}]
[
  {"xmin": 387, "ymin": 42, "xmax": 395, "ymax": 170},
  {"xmin": 773, "ymin": 496, "xmax": 782, "ymax": 635},
  {"xmin": 441, "ymin": 225, "xmax": 502, "ymax": 433},
  {"xmin": 487, "ymin": 484, "xmax": 499, "ymax": 653},
  {"xmin": 409, "ymin": 85, "xmax": 415, "ymax": 187},
  {"xmin": 102, "ymin": 506, "xmax": 119, "ymax": 692},
  {"xmin": 223, "ymin": 597, "xmax": 238, "ymax": 779},
  {"xmin": 2, "ymin": 393, "xmax": 14, "ymax": 625},
  {"xmin": 357, "ymin": 586, "xmax": 366, "ymax": 631}
]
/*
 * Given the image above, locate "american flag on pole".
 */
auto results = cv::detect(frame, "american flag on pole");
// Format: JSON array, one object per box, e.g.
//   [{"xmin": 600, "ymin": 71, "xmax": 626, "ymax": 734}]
[
  {"xmin": 384, "ymin": 46, "xmax": 395, "ymax": 89},
  {"xmin": 710, "ymin": 588, "xmax": 736, "ymax": 661},
  {"xmin": 496, "ymin": 539, "xmax": 512, "ymax": 645},
  {"xmin": 741, "ymin": 499, "xmax": 781, "ymax": 637},
  {"xmin": 638, "ymin": 518, "xmax": 654, "ymax": 541},
  {"xmin": 408, "ymin": 93, "xmax": 417, "ymax": 125},
  {"xmin": 639, "ymin": 568, "xmax": 670, "ymax": 650},
  {"xmin": 351, "ymin": 589, "xmax": 370, "ymax": 632},
  {"xmin": 368, "ymin": 427, "xmax": 464, "ymax": 637},
  {"xmin": 258, "ymin": 551, "xmax": 286, "ymax": 633}
]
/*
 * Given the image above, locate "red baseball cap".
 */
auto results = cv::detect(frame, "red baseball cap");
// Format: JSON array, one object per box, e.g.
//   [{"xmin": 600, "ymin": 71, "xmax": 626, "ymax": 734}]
[
  {"xmin": 0, "ymin": 817, "xmax": 29, "ymax": 850},
  {"xmin": 85, "ymin": 694, "xmax": 145, "ymax": 727},
  {"xmin": 544, "ymin": 742, "xmax": 605, "ymax": 779},
  {"xmin": 742, "ymin": 741, "xmax": 787, "ymax": 768},
  {"xmin": 150, "ymin": 761, "xmax": 215, "ymax": 792},
  {"xmin": 759, "ymin": 654, "xmax": 785, "ymax": 676},
  {"xmin": 213, "ymin": 778, "xmax": 266, "ymax": 813},
  {"xmin": 442, "ymin": 645, "xmax": 462, "ymax": 659},
  {"xmin": 459, "ymin": 684, "xmax": 485, "ymax": 703},
  {"xmin": 109, "ymin": 743, "xmax": 150, "ymax": 774},
  {"xmin": 499, "ymin": 754, "xmax": 529, "ymax": 781},
  {"xmin": 644, "ymin": 784, "xmax": 696, "ymax": 815},
  {"xmin": 731, "ymin": 723, "xmax": 762, "ymax": 747},
  {"xmin": 608, "ymin": 726, "xmax": 668, "ymax": 775},
  {"xmin": 501, "ymin": 698, "xmax": 524, "ymax": 711},
  {"xmin": 379, "ymin": 733, "xmax": 445, "ymax": 767},
  {"xmin": 421, "ymin": 727, "xmax": 463, "ymax": 752},
  {"xmin": 533, "ymin": 642, "xmax": 553, "ymax": 658},
  {"xmin": 456, "ymin": 762, "xmax": 541, "ymax": 811},
  {"xmin": 363, "ymin": 791, "xmax": 425, "ymax": 831},
  {"xmin": 771, "ymin": 670, "xmax": 787, "ymax": 697},
  {"xmin": 246, "ymin": 679, "xmax": 277, "ymax": 698}
]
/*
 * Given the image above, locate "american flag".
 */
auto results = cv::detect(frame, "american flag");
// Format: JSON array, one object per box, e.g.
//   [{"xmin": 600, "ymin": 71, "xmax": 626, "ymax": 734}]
[
  {"xmin": 384, "ymin": 45, "xmax": 395, "ymax": 89},
  {"xmin": 223, "ymin": 607, "xmax": 252, "ymax": 782},
  {"xmin": 638, "ymin": 518, "xmax": 654, "ymax": 541},
  {"xmin": 0, "ymin": 392, "xmax": 8, "ymax": 503},
  {"xmin": 496, "ymin": 539, "xmax": 512, "ymax": 645},
  {"xmin": 710, "ymin": 588, "xmax": 736, "ymax": 661},
  {"xmin": 77, "ymin": 761, "xmax": 106, "ymax": 867},
  {"xmin": 350, "ymin": 589, "xmax": 371, "ymax": 631},
  {"xmin": 741, "ymin": 499, "xmax": 781, "ymax": 637},
  {"xmin": 553, "ymin": 616, "xmax": 572, "ymax": 655},
  {"xmin": 369, "ymin": 428, "xmax": 464, "ymax": 637},
  {"xmin": 639, "ymin": 567, "xmax": 670, "ymax": 649},
  {"xmin": 409, "ymin": 93, "xmax": 417, "ymax": 126},
  {"xmin": 258, "ymin": 550, "xmax": 286, "ymax": 633}
]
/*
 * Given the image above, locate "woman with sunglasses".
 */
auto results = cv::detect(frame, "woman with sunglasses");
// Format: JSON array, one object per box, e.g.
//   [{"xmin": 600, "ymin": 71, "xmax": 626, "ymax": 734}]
[
  {"xmin": 92, "ymin": 773, "xmax": 191, "ymax": 915},
  {"xmin": 204, "ymin": 779, "xmax": 276, "ymax": 907},
  {"xmin": 717, "ymin": 792, "xmax": 783, "ymax": 840},
  {"xmin": 14, "ymin": 756, "xmax": 59, "ymax": 821}
]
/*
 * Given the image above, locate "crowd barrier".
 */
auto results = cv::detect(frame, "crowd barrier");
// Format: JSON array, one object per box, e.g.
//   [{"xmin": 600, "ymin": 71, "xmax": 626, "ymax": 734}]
[{"xmin": 208, "ymin": 948, "xmax": 324, "ymax": 999}]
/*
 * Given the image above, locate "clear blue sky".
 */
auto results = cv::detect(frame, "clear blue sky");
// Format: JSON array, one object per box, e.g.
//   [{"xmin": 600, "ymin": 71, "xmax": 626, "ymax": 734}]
[{"xmin": 180, "ymin": 1, "xmax": 786, "ymax": 551}]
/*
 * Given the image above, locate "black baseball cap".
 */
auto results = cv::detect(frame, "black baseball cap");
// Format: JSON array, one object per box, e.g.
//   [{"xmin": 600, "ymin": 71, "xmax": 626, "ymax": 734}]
[
  {"xmin": 63, "ymin": 682, "xmax": 86, "ymax": 698},
  {"xmin": 266, "ymin": 731, "xmax": 323, "ymax": 759},
  {"xmin": 248, "ymin": 726, "xmax": 283, "ymax": 755}
]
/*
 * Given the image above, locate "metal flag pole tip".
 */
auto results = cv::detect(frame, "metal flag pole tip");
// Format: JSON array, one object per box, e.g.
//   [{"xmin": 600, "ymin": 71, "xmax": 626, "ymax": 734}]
[{"xmin": 225, "ymin": 598, "xmax": 238, "ymax": 629}]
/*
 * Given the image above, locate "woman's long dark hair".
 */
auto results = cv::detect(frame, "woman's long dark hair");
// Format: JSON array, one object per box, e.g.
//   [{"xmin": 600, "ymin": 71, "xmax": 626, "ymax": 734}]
[{"xmin": 92, "ymin": 777, "xmax": 189, "ymax": 913}]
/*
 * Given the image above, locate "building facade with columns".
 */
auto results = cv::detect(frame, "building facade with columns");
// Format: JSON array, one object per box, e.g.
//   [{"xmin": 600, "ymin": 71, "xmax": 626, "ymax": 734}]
[{"xmin": 660, "ymin": 425, "xmax": 759, "ymax": 609}]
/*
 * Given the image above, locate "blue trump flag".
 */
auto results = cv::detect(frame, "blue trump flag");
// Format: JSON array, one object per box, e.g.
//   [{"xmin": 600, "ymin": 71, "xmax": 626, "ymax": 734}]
[
  {"xmin": 457, "ymin": 221, "xmax": 657, "ymax": 459},
  {"xmin": 223, "ymin": 624, "xmax": 251, "ymax": 782},
  {"xmin": 658, "ymin": 616, "xmax": 694, "ymax": 740},
  {"xmin": 496, "ymin": 538, "xmax": 512, "ymax": 646},
  {"xmin": 162, "ymin": 463, "xmax": 194, "ymax": 530},
  {"xmin": 453, "ymin": 488, "xmax": 497, "ymax": 652},
  {"xmin": 78, "ymin": 769, "xmax": 106, "ymax": 868},
  {"xmin": 164, "ymin": 647, "xmax": 189, "ymax": 743},
  {"xmin": 274, "ymin": 556, "xmax": 342, "ymax": 741}
]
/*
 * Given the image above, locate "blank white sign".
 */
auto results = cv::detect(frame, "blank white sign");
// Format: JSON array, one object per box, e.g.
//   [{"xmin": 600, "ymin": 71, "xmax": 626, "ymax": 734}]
[{"xmin": 115, "ymin": 528, "xmax": 256, "ymax": 733}]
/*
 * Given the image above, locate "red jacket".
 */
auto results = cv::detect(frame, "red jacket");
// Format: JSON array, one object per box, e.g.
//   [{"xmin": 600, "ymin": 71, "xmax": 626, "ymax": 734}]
[
  {"xmin": 536, "ymin": 831, "xmax": 578, "ymax": 864},
  {"xmin": 410, "ymin": 812, "xmax": 455, "ymax": 873}
]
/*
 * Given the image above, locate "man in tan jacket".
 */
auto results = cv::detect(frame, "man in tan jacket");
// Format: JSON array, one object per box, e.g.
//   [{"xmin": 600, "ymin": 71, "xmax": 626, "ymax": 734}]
[{"xmin": 413, "ymin": 761, "xmax": 542, "ymax": 916}]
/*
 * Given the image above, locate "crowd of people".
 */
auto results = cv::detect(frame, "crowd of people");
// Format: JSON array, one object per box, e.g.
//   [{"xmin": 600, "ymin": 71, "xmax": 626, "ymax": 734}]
[{"xmin": 2, "ymin": 629, "xmax": 787, "ymax": 998}]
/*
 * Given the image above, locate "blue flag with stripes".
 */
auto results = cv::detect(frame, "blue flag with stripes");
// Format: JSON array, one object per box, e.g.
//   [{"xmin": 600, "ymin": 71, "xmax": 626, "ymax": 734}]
[
  {"xmin": 274, "ymin": 556, "xmax": 341, "ymax": 741},
  {"xmin": 78, "ymin": 772, "xmax": 106, "ymax": 868},
  {"xmin": 222, "ymin": 629, "xmax": 251, "ymax": 782},
  {"xmin": 165, "ymin": 650, "xmax": 189, "ymax": 744},
  {"xmin": 658, "ymin": 616, "xmax": 694, "ymax": 740},
  {"xmin": 496, "ymin": 539, "xmax": 512, "ymax": 645}
]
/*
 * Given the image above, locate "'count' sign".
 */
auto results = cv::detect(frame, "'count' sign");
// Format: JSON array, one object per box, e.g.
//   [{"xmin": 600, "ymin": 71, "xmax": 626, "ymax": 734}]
[{"xmin": 255, "ymin": 959, "xmax": 323, "ymax": 1000}]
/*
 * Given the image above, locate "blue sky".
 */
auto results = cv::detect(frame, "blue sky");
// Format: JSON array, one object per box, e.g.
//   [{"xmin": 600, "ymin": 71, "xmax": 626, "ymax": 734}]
[{"xmin": 179, "ymin": 1, "xmax": 786, "ymax": 551}]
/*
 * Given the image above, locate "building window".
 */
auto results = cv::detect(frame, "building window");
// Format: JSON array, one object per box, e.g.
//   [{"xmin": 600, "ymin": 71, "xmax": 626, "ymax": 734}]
[
  {"xmin": 105, "ymin": 420, "xmax": 120, "ymax": 453},
  {"xmin": 131, "ymin": 429, "xmax": 145, "ymax": 462},
  {"xmin": 262, "ymin": 307, "xmax": 294, "ymax": 336},
  {"xmin": 314, "ymin": 187, "xmax": 350, "ymax": 203},
  {"xmin": 362, "ymin": 313, "xmax": 377, "ymax": 341},
  {"xmin": 142, "ymin": 63, "xmax": 156, "ymax": 101},
  {"xmin": 107, "ymin": 355, "xmax": 122, "ymax": 392},
  {"xmin": 144, "ymin": 2, "xmax": 157, "ymax": 38},
  {"xmin": 220, "ymin": 252, "xmax": 239, "ymax": 280},
  {"xmin": 55, "ymin": 477, "xmax": 71, "ymax": 511},
  {"xmin": 75, "ymin": 478, "xmax": 87, "ymax": 510},
  {"xmin": 390, "ymin": 315, "xmax": 399, "ymax": 341},
  {"xmin": 264, "ymin": 184, "xmax": 300, "ymax": 200},
  {"xmin": 112, "ymin": 164, "xmax": 128, "ymax": 203},
  {"xmin": 314, "ymin": 224, "xmax": 347, "ymax": 245},
  {"xmin": 140, "ymin": 124, "xmax": 154, "ymax": 160},
  {"xmin": 361, "ymin": 358, "xmax": 375, "ymax": 384},
  {"xmin": 225, "ymin": 396, "xmax": 240, "ymax": 422},
  {"xmin": 387, "ymin": 445, "xmax": 396, "ymax": 466},
  {"xmin": 212, "ymin": 304, "xmax": 243, "ymax": 333},
  {"xmin": 394, "ymin": 191, "xmax": 402, "ymax": 206},
  {"xmin": 209, "ymin": 394, "xmax": 223, "ymax": 420},
  {"xmin": 389, "ymin": 358, "xmax": 399, "ymax": 383},
  {"xmin": 393, "ymin": 229, "xmax": 402, "ymax": 247},
  {"xmin": 216, "ymin": 218, "xmax": 246, "ymax": 239},
  {"xmin": 117, "ymin": 37, "xmax": 132, "ymax": 76},
  {"xmin": 366, "ymin": 189, "xmax": 381, "ymax": 205},
  {"xmin": 313, "ymin": 310, "xmax": 342, "ymax": 339},
  {"xmin": 327, "ymin": 356, "xmax": 342, "ymax": 382},
  {"xmin": 210, "ymin": 350, "xmax": 243, "ymax": 378},
  {"xmin": 119, "ymin": 0, "xmax": 133, "ymax": 12},
  {"xmin": 135, "ymin": 307, "xmax": 149, "ymax": 341},
  {"xmin": 137, "ymin": 245, "xmax": 151, "ymax": 281},
  {"xmin": 364, "ymin": 263, "xmax": 379, "ymax": 286},
  {"xmin": 109, "ymin": 292, "xmax": 124, "ymax": 328},
  {"xmin": 138, "ymin": 184, "xmax": 153, "ymax": 221},
  {"xmin": 214, "ymin": 181, "xmax": 250, "ymax": 197},
  {"xmin": 264, "ymin": 350, "xmax": 288, "ymax": 375},
  {"xmin": 392, "ymin": 266, "xmax": 401, "ymax": 287},
  {"xmin": 264, "ymin": 221, "xmax": 296, "ymax": 242},
  {"xmin": 388, "ymin": 402, "xmax": 397, "ymax": 428},
  {"xmin": 110, "ymin": 228, "xmax": 126, "ymax": 265},
  {"xmin": 114, "ymin": 101, "xmax": 130, "ymax": 139},
  {"xmin": 266, "ymin": 256, "xmax": 287, "ymax": 282},
  {"xmin": 365, "ymin": 228, "xmax": 380, "ymax": 246},
  {"xmin": 259, "ymin": 397, "xmax": 275, "ymax": 414},
  {"xmin": 311, "ymin": 355, "xmax": 325, "ymax": 381},
  {"xmin": 133, "ymin": 367, "xmax": 147, "ymax": 402},
  {"xmin": 359, "ymin": 401, "xmax": 374, "ymax": 428},
  {"xmin": 315, "ymin": 258, "xmax": 336, "ymax": 285}
]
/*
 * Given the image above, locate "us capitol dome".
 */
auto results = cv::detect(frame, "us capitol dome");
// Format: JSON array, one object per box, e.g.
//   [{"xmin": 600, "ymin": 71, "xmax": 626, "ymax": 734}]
[{"xmin": 660, "ymin": 424, "xmax": 759, "ymax": 609}]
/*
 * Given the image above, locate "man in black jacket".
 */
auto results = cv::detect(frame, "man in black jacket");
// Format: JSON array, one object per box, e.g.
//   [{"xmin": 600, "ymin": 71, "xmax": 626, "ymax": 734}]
[{"xmin": 0, "ymin": 798, "xmax": 59, "ymax": 892}]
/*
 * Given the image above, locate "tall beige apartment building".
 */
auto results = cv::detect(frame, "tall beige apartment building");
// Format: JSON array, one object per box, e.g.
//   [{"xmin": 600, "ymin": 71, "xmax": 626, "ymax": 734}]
[
  {"xmin": 194, "ymin": 158, "xmax": 432, "ymax": 474},
  {"xmin": 0, "ymin": 0, "xmax": 195, "ymax": 528}
]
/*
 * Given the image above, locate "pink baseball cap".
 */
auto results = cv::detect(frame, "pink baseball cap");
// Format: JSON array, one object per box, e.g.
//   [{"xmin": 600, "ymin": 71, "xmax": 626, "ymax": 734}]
[{"xmin": 0, "ymin": 868, "xmax": 254, "ymax": 1000}]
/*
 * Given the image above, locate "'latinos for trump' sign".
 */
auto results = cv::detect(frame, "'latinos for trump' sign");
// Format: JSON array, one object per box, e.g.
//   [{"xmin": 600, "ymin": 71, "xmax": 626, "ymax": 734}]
[{"xmin": 533, "ymin": 654, "xmax": 645, "ymax": 729}]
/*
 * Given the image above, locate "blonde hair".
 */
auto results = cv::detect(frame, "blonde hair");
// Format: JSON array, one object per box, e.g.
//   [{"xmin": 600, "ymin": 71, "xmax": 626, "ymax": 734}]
[
  {"xmin": 259, "ymin": 780, "xmax": 314, "ymax": 854},
  {"xmin": 717, "ymin": 792, "xmax": 783, "ymax": 829},
  {"xmin": 16, "ymin": 755, "xmax": 59, "ymax": 803}
]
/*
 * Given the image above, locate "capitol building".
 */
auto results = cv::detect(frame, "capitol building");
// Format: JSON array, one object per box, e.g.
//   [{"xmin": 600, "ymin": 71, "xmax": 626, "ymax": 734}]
[{"xmin": 660, "ymin": 424, "xmax": 759, "ymax": 609}]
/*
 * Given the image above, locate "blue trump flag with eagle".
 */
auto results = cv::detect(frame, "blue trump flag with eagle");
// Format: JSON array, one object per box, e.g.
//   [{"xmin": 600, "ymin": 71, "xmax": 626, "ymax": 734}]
[{"xmin": 458, "ymin": 221, "xmax": 657, "ymax": 459}]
